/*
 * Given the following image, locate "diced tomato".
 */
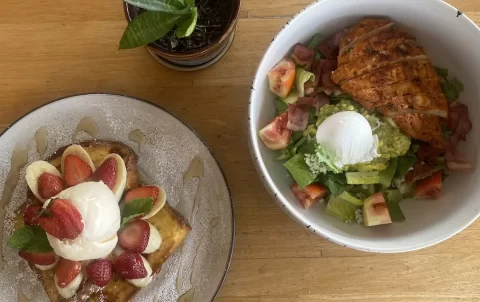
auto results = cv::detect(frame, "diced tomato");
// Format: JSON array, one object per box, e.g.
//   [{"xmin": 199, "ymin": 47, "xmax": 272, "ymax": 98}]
[
  {"xmin": 268, "ymin": 58, "xmax": 296, "ymax": 98},
  {"xmin": 291, "ymin": 183, "xmax": 328, "ymax": 209},
  {"xmin": 258, "ymin": 112, "xmax": 291, "ymax": 150},
  {"xmin": 413, "ymin": 171, "xmax": 443, "ymax": 199}
]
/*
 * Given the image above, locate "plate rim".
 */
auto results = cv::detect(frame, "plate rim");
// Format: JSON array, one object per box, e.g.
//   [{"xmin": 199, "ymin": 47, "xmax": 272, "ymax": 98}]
[{"xmin": 1, "ymin": 93, "xmax": 235, "ymax": 301}]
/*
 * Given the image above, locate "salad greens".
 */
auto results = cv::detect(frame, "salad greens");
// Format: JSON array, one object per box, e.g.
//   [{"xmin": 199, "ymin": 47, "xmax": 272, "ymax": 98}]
[{"xmin": 260, "ymin": 31, "xmax": 469, "ymax": 227}]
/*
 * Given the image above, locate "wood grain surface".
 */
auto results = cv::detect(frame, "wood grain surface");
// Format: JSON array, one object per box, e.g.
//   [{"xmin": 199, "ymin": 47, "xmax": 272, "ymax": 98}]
[{"xmin": 1, "ymin": 0, "xmax": 479, "ymax": 301}]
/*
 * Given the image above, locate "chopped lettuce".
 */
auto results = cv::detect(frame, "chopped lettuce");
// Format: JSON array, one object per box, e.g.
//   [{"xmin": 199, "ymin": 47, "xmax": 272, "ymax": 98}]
[
  {"xmin": 282, "ymin": 89, "xmax": 300, "ymax": 104},
  {"xmin": 326, "ymin": 197, "xmax": 359, "ymax": 223},
  {"xmin": 295, "ymin": 136, "xmax": 316, "ymax": 155},
  {"xmin": 284, "ymin": 154, "xmax": 317, "ymax": 188},
  {"xmin": 346, "ymin": 171, "xmax": 381, "ymax": 185},
  {"xmin": 316, "ymin": 173, "xmax": 351, "ymax": 197},
  {"xmin": 339, "ymin": 191, "xmax": 364, "ymax": 206},
  {"xmin": 394, "ymin": 155, "xmax": 416, "ymax": 180},
  {"xmin": 295, "ymin": 68, "xmax": 315, "ymax": 97},
  {"xmin": 385, "ymin": 189, "xmax": 405, "ymax": 222},
  {"xmin": 308, "ymin": 33, "xmax": 324, "ymax": 49},
  {"xmin": 379, "ymin": 158, "xmax": 397, "ymax": 187},
  {"xmin": 434, "ymin": 66, "xmax": 449, "ymax": 78},
  {"xmin": 275, "ymin": 99, "xmax": 288, "ymax": 115},
  {"xmin": 442, "ymin": 77, "xmax": 464, "ymax": 101}
]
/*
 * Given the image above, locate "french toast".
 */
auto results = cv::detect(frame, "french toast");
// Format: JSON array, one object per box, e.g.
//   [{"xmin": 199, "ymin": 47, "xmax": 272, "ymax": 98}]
[{"xmin": 14, "ymin": 140, "xmax": 191, "ymax": 301}]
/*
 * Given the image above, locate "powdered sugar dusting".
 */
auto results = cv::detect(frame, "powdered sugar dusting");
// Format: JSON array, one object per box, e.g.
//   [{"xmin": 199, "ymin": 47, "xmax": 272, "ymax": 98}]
[{"xmin": 0, "ymin": 94, "xmax": 233, "ymax": 302}]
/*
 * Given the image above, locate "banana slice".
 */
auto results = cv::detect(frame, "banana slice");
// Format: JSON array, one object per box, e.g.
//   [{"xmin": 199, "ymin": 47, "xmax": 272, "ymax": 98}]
[
  {"xmin": 95, "ymin": 154, "xmax": 127, "ymax": 202},
  {"xmin": 61, "ymin": 144, "xmax": 95, "ymax": 174},
  {"xmin": 26, "ymin": 161, "xmax": 62, "ymax": 203},
  {"xmin": 143, "ymin": 186, "xmax": 166, "ymax": 220}
]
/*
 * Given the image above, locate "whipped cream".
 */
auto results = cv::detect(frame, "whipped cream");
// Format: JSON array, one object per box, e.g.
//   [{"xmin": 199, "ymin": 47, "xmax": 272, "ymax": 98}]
[
  {"xmin": 45, "ymin": 182, "xmax": 121, "ymax": 261},
  {"xmin": 35, "ymin": 256, "xmax": 59, "ymax": 271},
  {"xmin": 126, "ymin": 255, "xmax": 153, "ymax": 287}
]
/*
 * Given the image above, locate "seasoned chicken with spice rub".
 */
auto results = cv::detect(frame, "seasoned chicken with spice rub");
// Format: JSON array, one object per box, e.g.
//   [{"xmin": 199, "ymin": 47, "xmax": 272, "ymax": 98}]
[{"xmin": 331, "ymin": 18, "xmax": 448, "ymax": 148}]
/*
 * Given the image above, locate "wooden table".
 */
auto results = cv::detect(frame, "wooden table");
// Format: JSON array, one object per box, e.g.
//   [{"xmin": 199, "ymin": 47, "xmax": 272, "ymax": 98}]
[{"xmin": 1, "ymin": 0, "xmax": 480, "ymax": 301}]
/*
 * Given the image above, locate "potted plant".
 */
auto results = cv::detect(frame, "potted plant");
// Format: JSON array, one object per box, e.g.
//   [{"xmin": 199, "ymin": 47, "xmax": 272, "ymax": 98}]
[{"xmin": 121, "ymin": 0, "xmax": 241, "ymax": 70}]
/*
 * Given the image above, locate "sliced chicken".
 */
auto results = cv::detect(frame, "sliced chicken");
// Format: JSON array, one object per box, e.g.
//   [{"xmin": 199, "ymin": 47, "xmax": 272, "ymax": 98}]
[
  {"xmin": 332, "ymin": 18, "xmax": 449, "ymax": 148},
  {"xmin": 333, "ymin": 43, "xmax": 427, "ymax": 84},
  {"xmin": 339, "ymin": 18, "xmax": 393, "ymax": 53},
  {"xmin": 338, "ymin": 27, "xmax": 415, "ymax": 66},
  {"xmin": 392, "ymin": 114, "xmax": 444, "ymax": 149}
]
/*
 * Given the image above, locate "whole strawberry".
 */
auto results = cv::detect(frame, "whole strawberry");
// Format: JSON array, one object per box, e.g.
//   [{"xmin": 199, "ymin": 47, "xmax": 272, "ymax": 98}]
[
  {"xmin": 38, "ymin": 199, "xmax": 84, "ymax": 240},
  {"xmin": 87, "ymin": 259, "xmax": 113, "ymax": 287},
  {"xmin": 113, "ymin": 251, "xmax": 148, "ymax": 279}
]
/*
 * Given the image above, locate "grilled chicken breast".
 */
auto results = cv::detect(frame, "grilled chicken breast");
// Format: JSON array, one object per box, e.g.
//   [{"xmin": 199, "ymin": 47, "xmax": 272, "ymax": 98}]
[{"xmin": 332, "ymin": 18, "xmax": 448, "ymax": 148}]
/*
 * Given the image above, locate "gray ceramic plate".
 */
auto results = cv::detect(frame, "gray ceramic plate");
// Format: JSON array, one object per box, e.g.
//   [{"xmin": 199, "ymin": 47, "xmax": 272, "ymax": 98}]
[{"xmin": 0, "ymin": 94, "xmax": 234, "ymax": 302}]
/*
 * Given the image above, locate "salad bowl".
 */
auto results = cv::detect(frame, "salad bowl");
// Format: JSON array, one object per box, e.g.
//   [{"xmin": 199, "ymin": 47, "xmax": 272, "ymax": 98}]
[{"xmin": 249, "ymin": 0, "xmax": 480, "ymax": 253}]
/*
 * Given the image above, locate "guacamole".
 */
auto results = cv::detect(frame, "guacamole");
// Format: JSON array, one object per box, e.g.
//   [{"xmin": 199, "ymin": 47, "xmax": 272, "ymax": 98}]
[{"xmin": 313, "ymin": 99, "xmax": 411, "ymax": 172}]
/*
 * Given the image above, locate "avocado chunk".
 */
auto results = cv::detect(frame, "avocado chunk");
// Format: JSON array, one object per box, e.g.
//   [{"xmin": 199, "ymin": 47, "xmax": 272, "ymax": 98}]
[{"xmin": 363, "ymin": 193, "xmax": 392, "ymax": 226}]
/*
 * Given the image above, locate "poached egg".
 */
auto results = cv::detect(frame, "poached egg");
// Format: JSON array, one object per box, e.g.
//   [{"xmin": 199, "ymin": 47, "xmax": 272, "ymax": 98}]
[{"xmin": 316, "ymin": 111, "xmax": 379, "ymax": 167}]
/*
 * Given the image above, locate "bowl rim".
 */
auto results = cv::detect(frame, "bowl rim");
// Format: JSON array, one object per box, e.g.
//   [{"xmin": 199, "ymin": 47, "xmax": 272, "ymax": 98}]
[{"xmin": 248, "ymin": 0, "xmax": 480, "ymax": 253}]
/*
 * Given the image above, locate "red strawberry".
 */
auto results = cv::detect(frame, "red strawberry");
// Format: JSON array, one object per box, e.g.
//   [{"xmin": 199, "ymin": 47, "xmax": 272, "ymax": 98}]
[
  {"xmin": 86, "ymin": 259, "xmax": 113, "ymax": 287},
  {"xmin": 125, "ymin": 186, "xmax": 159, "ymax": 204},
  {"xmin": 18, "ymin": 251, "xmax": 57, "ymax": 265},
  {"xmin": 23, "ymin": 204, "xmax": 42, "ymax": 225},
  {"xmin": 64, "ymin": 154, "xmax": 93, "ymax": 187},
  {"xmin": 38, "ymin": 172, "xmax": 65, "ymax": 199},
  {"xmin": 118, "ymin": 220, "xmax": 150, "ymax": 253},
  {"xmin": 91, "ymin": 158, "xmax": 117, "ymax": 190},
  {"xmin": 113, "ymin": 251, "xmax": 148, "ymax": 279},
  {"xmin": 55, "ymin": 258, "xmax": 82, "ymax": 288},
  {"xmin": 38, "ymin": 199, "xmax": 84, "ymax": 240}
]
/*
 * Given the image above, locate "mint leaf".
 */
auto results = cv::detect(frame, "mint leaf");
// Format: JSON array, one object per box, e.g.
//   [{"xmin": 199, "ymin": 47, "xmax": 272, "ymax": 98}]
[
  {"xmin": 7, "ymin": 226, "xmax": 53, "ymax": 253},
  {"xmin": 124, "ymin": 0, "xmax": 192, "ymax": 14},
  {"xmin": 121, "ymin": 197, "xmax": 153, "ymax": 226},
  {"xmin": 176, "ymin": 7, "xmax": 198, "ymax": 38},
  {"xmin": 119, "ymin": 11, "xmax": 182, "ymax": 49}
]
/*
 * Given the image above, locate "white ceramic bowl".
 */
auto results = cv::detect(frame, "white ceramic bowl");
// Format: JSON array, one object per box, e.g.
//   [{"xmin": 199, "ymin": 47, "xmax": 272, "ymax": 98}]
[{"xmin": 249, "ymin": 0, "xmax": 480, "ymax": 253}]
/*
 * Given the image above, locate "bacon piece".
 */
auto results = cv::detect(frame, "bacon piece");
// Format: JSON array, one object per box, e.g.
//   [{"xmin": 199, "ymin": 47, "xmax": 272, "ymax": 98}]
[
  {"xmin": 314, "ymin": 59, "xmax": 338, "ymax": 90},
  {"xmin": 296, "ymin": 97, "xmax": 316, "ymax": 107},
  {"xmin": 444, "ymin": 139, "xmax": 473, "ymax": 171},
  {"xmin": 291, "ymin": 43, "xmax": 315, "ymax": 70},
  {"xmin": 448, "ymin": 103, "xmax": 472, "ymax": 145},
  {"xmin": 417, "ymin": 143, "xmax": 443, "ymax": 165},
  {"xmin": 405, "ymin": 161, "xmax": 437, "ymax": 185},
  {"xmin": 317, "ymin": 31, "xmax": 345, "ymax": 59},
  {"xmin": 287, "ymin": 104, "xmax": 309, "ymax": 132},
  {"xmin": 315, "ymin": 93, "xmax": 330, "ymax": 111}
]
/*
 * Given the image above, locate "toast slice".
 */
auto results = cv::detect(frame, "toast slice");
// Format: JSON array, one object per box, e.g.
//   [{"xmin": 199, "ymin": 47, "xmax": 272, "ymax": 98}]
[{"xmin": 16, "ymin": 140, "xmax": 191, "ymax": 302}]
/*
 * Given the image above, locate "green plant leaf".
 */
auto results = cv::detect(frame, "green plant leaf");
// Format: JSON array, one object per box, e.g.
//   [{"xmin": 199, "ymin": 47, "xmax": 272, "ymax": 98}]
[
  {"xmin": 185, "ymin": 0, "xmax": 195, "ymax": 7},
  {"xmin": 124, "ymin": 0, "xmax": 192, "ymax": 14},
  {"xmin": 121, "ymin": 197, "xmax": 153, "ymax": 226},
  {"xmin": 7, "ymin": 226, "xmax": 53, "ymax": 253},
  {"xmin": 120, "ymin": 11, "xmax": 181, "ymax": 49},
  {"xmin": 176, "ymin": 7, "xmax": 198, "ymax": 38}
]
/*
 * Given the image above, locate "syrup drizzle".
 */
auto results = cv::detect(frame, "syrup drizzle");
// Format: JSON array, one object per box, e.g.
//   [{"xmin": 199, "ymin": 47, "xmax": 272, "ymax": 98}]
[
  {"xmin": 73, "ymin": 116, "xmax": 97, "ymax": 140},
  {"xmin": 33, "ymin": 126, "xmax": 48, "ymax": 157},
  {"xmin": 0, "ymin": 147, "xmax": 28, "ymax": 269},
  {"xmin": 176, "ymin": 156, "xmax": 205, "ymax": 301},
  {"xmin": 128, "ymin": 129, "xmax": 146, "ymax": 154}
]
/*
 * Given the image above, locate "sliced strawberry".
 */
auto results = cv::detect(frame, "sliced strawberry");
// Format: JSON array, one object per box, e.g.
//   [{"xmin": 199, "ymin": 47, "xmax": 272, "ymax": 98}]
[
  {"xmin": 18, "ymin": 251, "xmax": 57, "ymax": 265},
  {"xmin": 64, "ymin": 154, "xmax": 93, "ymax": 186},
  {"xmin": 23, "ymin": 204, "xmax": 42, "ymax": 226},
  {"xmin": 55, "ymin": 258, "xmax": 82, "ymax": 288},
  {"xmin": 86, "ymin": 259, "xmax": 113, "ymax": 287},
  {"xmin": 291, "ymin": 183, "xmax": 328, "ymax": 209},
  {"xmin": 125, "ymin": 186, "xmax": 159, "ymax": 204},
  {"xmin": 38, "ymin": 172, "xmax": 65, "ymax": 199},
  {"xmin": 118, "ymin": 220, "xmax": 150, "ymax": 253},
  {"xmin": 91, "ymin": 158, "xmax": 117, "ymax": 190},
  {"xmin": 38, "ymin": 199, "xmax": 84, "ymax": 240},
  {"xmin": 113, "ymin": 251, "xmax": 148, "ymax": 279},
  {"xmin": 414, "ymin": 171, "xmax": 443, "ymax": 199}
]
